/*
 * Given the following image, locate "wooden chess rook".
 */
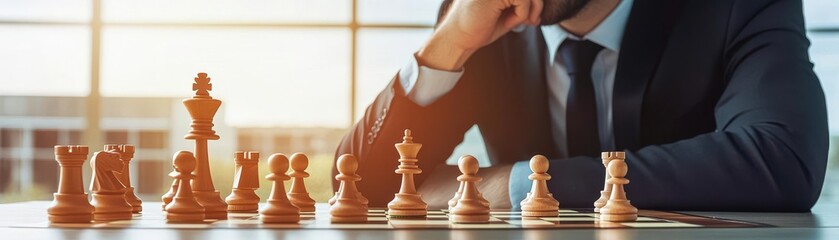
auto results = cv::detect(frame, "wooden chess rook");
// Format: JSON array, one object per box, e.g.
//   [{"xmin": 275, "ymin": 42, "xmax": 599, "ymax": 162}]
[
  {"xmin": 594, "ymin": 151, "xmax": 624, "ymax": 213},
  {"xmin": 165, "ymin": 151, "xmax": 206, "ymax": 223},
  {"xmin": 104, "ymin": 144, "xmax": 143, "ymax": 213},
  {"xmin": 520, "ymin": 155, "xmax": 560, "ymax": 217},
  {"xmin": 47, "ymin": 145, "xmax": 95, "ymax": 223},
  {"xmin": 89, "ymin": 151, "xmax": 133, "ymax": 221},
  {"xmin": 287, "ymin": 153, "xmax": 316, "ymax": 212},
  {"xmin": 387, "ymin": 129, "xmax": 428, "ymax": 217},
  {"xmin": 259, "ymin": 153, "xmax": 301, "ymax": 223},
  {"xmin": 225, "ymin": 151, "xmax": 261, "ymax": 213},
  {"xmin": 183, "ymin": 72, "xmax": 228, "ymax": 219}
]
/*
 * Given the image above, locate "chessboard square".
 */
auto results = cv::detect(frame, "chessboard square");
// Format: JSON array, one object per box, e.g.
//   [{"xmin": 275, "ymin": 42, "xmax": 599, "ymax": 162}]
[
  {"xmin": 490, "ymin": 211, "xmax": 521, "ymax": 215},
  {"xmin": 368, "ymin": 213, "xmax": 387, "ymax": 217},
  {"xmin": 558, "ymin": 209, "xmax": 578, "ymax": 213},
  {"xmin": 368, "ymin": 209, "xmax": 386, "ymax": 213},
  {"xmin": 559, "ymin": 213, "xmax": 597, "ymax": 217},
  {"xmin": 505, "ymin": 219, "xmax": 556, "ymax": 226},
  {"xmin": 389, "ymin": 219, "xmax": 451, "ymax": 227},
  {"xmin": 621, "ymin": 222, "xmax": 701, "ymax": 228},
  {"xmin": 321, "ymin": 223, "xmax": 393, "ymax": 229},
  {"xmin": 636, "ymin": 217, "xmax": 666, "ymax": 222},
  {"xmin": 540, "ymin": 217, "xmax": 594, "ymax": 222},
  {"xmin": 450, "ymin": 223, "xmax": 517, "ymax": 229},
  {"xmin": 426, "ymin": 215, "xmax": 449, "ymax": 219},
  {"xmin": 368, "ymin": 217, "xmax": 389, "ymax": 222}
]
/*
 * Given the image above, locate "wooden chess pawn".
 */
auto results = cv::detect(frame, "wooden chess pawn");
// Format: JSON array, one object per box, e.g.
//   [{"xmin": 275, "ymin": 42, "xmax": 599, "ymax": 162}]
[
  {"xmin": 329, "ymin": 154, "xmax": 368, "ymax": 223},
  {"xmin": 104, "ymin": 144, "xmax": 143, "ymax": 213},
  {"xmin": 47, "ymin": 145, "xmax": 95, "ymax": 223},
  {"xmin": 387, "ymin": 129, "xmax": 428, "ymax": 217},
  {"xmin": 287, "ymin": 153, "xmax": 316, "ymax": 212},
  {"xmin": 165, "ymin": 151, "xmax": 206, "ymax": 223},
  {"xmin": 225, "ymin": 151, "xmax": 261, "ymax": 213},
  {"xmin": 520, "ymin": 155, "xmax": 560, "ymax": 217},
  {"xmin": 329, "ymin": 184, "xmax": 368, "ymax": 207},
  {"xmin": 260, "ymin": 153, "xmax": 300, "ymax": 223},
  {"xmin": 449, "ymin": 155, "xmax": 490, "ymax": 223},
  {"xmin": 599, "ymin": 159, "xmax": 638, "ymax": 222},
  {"xmin": 448, "ymin": 166, "xmax": 489, "ymax": 210},
  {"xmin": 89, "ymin": 151, "xmax": 133, "ymax": 221},
  {"xmin": 161, "ymin": 176, "xmax": 178, "ymax": 210},
  {"xmin": 594, "ymin": 152, "xmax": 624, "ymax": 213}
]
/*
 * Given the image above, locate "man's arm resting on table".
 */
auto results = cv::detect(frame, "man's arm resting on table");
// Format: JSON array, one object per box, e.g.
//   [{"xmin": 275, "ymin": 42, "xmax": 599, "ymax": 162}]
[{"xmin": 508, "ymin": 0, "xmax": 827, "ymax": 211}]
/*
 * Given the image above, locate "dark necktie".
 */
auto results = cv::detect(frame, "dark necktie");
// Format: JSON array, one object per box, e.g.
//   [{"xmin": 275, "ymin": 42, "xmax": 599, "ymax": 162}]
[{"xmin": 559, "ymin": 39, "xmax": 603, "ymax": 157}]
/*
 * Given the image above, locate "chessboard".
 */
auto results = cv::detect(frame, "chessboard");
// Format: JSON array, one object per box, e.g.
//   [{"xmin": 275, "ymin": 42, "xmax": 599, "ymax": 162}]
[{"xmin": 15, "ymin": 202, "xmax": 764, "ymax": 230}]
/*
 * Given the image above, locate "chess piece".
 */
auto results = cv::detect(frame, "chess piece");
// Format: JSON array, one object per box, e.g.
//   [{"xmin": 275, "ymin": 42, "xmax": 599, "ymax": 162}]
[
  {"xmin": 225, "ymin": 151, "xmax": 261, "ymax": 213},
  {"xmin": 599, "ymin": 159, "xmax": 638, "ymax": 222},
  {"xmin": 594, "ymin": 152, "xmax": 624, "ymax": 213},
  {"xmin": 287, "ymin": 153, "xmax": 316, "ymax": 212},
  {"xmin": 330, "ymin": 154, "xmax": 368, "ymax": 223},
  {"xmin": 329, "ymin": 182, "xmax": 368, "ymax": 207},
  {"xmin": 449, "ymin": 155, "xmax": 490, "ymax": 223},
  {"xmin": 387, "ymin": 129, "xmax": 428, "ymax": 217},
  {"xmin": 448, "ymin": 166, "xmax": 489, "ymax": 210},
  {"xmin": 260, "ymin": 153, "xmax": 301, "ymax": 223},
  {"xmin": 47, "ymin": 145, "xmax": 94, "ymax": 223},
  {"xmin": 165, "ymin": 151, "xmax": 206, "ymax": 223},
  {"xmin": 104, "ymin": 144, "xmax": 143, "ymax": 213},
  {"xmin": 183, "ymin": 72, "xmax": 228, "ymax": 219},
  {"xmin": 520, "ymin": 155, "xmax": 560, "ymax": 217},
  {"xmin": 161, "ymin": 177, "xmax": 178, "ymax": 210},
  {"xmin": 89, "ymin": 151, "xmax": 133, "ymax": 221}
]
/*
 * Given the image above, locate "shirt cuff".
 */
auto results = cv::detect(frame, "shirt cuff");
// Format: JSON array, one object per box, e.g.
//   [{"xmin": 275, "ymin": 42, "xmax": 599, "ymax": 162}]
[
  {"xmin": 509, "ymin": 160, "xmax": 532, "ymax": 210},
  {"xmin": 398, "ymin": 54, "xmax": 464, "ymax": 106}
]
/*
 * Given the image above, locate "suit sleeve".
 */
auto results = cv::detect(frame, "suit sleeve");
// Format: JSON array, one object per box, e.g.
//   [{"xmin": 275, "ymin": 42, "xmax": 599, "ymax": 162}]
[{"xmin": 511, "ymin": 0, "xmax": 828, "ymax": 211}]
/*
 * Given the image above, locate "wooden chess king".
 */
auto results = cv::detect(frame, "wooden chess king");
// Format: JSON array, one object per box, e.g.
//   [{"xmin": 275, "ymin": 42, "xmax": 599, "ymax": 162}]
[{"xmin": 183, "ymin": 72, "xmax": 228, "ymax": 219}]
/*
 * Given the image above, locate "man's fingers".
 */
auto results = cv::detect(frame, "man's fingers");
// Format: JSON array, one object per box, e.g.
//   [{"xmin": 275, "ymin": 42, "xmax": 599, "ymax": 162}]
[
  {"xmin": 528, "ymin": 0, "xmax": 543, "ymax": 25},
  {"xmin": 503, "ymin": 0, "xmax": 532, "ymax": 29}
]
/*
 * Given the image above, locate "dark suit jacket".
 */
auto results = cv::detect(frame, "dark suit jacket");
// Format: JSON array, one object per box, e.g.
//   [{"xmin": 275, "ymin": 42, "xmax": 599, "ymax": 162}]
[{"xmin": 336, "ymin": 0, "xmax": 828, "ymax": 211}]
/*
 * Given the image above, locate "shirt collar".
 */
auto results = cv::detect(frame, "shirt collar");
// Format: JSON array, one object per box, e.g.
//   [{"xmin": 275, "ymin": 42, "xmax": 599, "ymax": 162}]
[{"xmin": 542, "ymin": 0, "xmax": 633, "ymax": 65}]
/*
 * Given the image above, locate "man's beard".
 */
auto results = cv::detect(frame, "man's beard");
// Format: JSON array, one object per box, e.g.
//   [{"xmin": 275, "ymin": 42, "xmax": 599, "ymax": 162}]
[{"xmin": 540, "ymin": 0, "xmax": 591, "ymax": 25}]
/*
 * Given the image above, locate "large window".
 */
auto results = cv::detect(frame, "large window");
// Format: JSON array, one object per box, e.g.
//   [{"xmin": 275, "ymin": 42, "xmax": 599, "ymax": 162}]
[{"xmin": 0, "ymin": 0, "xmax": 837, "ymax": 204}]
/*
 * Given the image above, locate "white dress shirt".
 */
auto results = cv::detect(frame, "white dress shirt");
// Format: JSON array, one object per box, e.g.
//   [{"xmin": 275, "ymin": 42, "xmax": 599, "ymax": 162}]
[{"xmin": 398, "ymin": 0, "xmax": 633, "ymax": 158}]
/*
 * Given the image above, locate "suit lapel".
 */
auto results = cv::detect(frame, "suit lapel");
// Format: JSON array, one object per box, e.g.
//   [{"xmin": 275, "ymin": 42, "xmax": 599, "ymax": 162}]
[{"xmin": 613, "ymin": 0, "xmax": 684, "ymax": 150}]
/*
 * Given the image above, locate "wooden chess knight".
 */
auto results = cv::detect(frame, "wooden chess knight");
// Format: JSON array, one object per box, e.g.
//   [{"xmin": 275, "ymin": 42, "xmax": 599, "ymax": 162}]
[
  {"xmin": 183, "ymin": 72, "xmax": 228, "ymax": 219},
  {"xmin": 104, "ymin": 144, "xmax": 143, "ymax": 213},
  {"xmin": 89, "ymin": 151, "xmax": 133, "ymax": 221}
]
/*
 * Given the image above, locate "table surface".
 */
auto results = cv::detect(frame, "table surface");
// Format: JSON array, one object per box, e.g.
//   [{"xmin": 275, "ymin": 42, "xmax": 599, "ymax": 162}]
[{"xmin": 2, "ymin": 201, "xmax": 839, "ymax": 240}]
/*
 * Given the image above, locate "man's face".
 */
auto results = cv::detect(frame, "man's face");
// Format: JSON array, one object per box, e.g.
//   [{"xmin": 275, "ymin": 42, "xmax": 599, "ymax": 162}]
[{"xmin": 540, "ymin": 0, "xmax": 591, "ymax": 25}]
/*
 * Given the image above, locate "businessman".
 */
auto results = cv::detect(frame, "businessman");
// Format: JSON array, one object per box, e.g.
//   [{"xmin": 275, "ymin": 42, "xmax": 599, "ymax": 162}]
[{"xmin": 336, "ymin": 0, "xmax": 828, "ymax": 211}]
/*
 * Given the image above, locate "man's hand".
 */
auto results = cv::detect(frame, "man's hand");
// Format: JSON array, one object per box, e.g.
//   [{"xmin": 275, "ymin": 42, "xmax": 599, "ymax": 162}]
[{"xmin": 418, "ymin": 0, "xmax": 543, "ymax": 71}]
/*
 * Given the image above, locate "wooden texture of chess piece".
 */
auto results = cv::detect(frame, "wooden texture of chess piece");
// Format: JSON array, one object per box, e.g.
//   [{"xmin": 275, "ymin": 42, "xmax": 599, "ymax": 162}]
[
  {"xmin": 260, "ymin": 153, "xmax": 300, "ymax": 223},
  {"xmin": 287, "ymin": 153, "xmax": 316, "ymax": 212},
  {"xmin": 594, "ymin": 151, "xmax": 624, "ymax": 213},
  {"xmin": 165, "ymin": 151, "xmax": 206, "ymax": 223},
  {"xmin": 329, "ymin": 184, "xmax": 368, "ymax": 207},
  {"xmin": 183, "ymin": 72, "xmax": 227, "ymax": 219},
  {"xmin": 104, "ymin": 144, "xmax": 143, "ymax": 213},
  {"xmin": 448, "ymin": 163, "xmax": 489, "ymax": 210},
  {"xmin": 520, "ymin": 155, "xmax": 560, "ymax": 217},
  {"xmin": 225, "ymin": 151, "xmax": 261, "ymax": 213},
  {"xmin": 599, "ymin": 159, "xmax": 638, "ymax": 222},
  {"xmin": 89, "ymin": 151, "xmax": 133, "ymax": 221},
  {"xmin": 449, "ymin": 155, "xmax": 490, "ymax": 223},
  {"xmin": 47, "ymin": 145, "xmax": 94, "ymax": 223},
  {"xmin": 330, "ymin": 154, "xmax": 368, "ymax": 223},
  {"xmin": 387, "ymin": 129, "xmax": 428, "ymax": 217},
  {"xmin": 161, "ymin": 173, "xmax": 178, "ymax": 210}
]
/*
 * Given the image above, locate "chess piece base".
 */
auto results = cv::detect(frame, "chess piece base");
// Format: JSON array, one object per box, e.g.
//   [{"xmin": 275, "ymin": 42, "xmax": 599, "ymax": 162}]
[
  {"xmin": 387, "ymin": 193, "xmax": 428, "ymax": 217},
  {"xmin": 593, "ymin": 190, "xmax": 611, "ymax": 213},
  {"xmin": 260, "ymin": 214, "xmax": 301, "ymax": 223},
  {"xmin": 288, "ymin": 192, "xmax": 316, "ymax": 212},
  {"xmin": 124, "ymin": 186, "xmax": 143, "ymax": 213},
  {"xmin": 449, "ymin": 214, "xmax": 489, "ymax": 223},
  {"xmin": 600, "ymin": 199, "xmax": 638, "ymax": 222},
  {"xmin": 522, "ymin": 210, "xmax": 559, "ymax": 217},
  {"xmin": 47, "ymin": 193, "xmax": 94, "ymax": 223},
  {"xmin": 226, "ymin": 189, "xmax": 260, "ymax": 213},
  {"xmin": 166, "ymin": 212, "xmax": 206, "ymax": 223},
  {"xmin": 194, "ymin": 190, "xmax": 228, "ymax": 219},
  {"xmin": 388, "ymin": 209, "xmax": 428, "ymax": 217},
  {"xmin": 91, "ymin": 193, "xmax": 133, "ymax": 221}
]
